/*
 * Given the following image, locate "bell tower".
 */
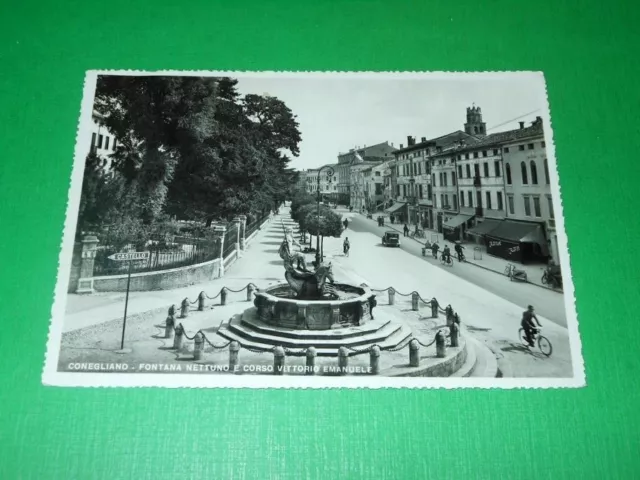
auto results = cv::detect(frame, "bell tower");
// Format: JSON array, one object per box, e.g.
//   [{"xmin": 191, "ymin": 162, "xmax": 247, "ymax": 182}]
[{"xmin": 464, "ymin": 105, "xmax": 487, "ymax": 137}]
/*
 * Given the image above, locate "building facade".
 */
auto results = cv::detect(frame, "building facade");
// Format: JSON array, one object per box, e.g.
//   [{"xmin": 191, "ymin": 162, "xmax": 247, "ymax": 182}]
[
  {"xmin": 337, "ymin": 142, "xmax": 397, "ymax": 205},
  {"xmin": 389, "ymin": 129, "xmax": 478, "ymax": 228},
  {"xmin": 432, "ymin": 114, "xmax": 556, "ymax": 264},
  {"xmin": 88, "ymin": 111, "xmax": 118, "ymax": 171}
]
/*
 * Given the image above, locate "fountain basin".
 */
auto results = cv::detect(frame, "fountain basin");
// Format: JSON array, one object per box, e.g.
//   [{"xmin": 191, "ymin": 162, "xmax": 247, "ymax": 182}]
[{"xmin": 253, "ymin": 283, "xmax": 377, "ymax": 330}]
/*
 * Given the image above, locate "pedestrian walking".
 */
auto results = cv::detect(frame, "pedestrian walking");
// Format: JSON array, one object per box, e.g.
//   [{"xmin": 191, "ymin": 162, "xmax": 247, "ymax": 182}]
[{"xmin": 403, "ymin": 223, "xmax": 409, "ymax": 237}]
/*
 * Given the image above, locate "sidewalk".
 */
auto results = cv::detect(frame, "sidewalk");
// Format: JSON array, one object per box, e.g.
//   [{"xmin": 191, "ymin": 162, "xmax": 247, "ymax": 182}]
[
  {"xmin": 63, "ymin": 213, "xmax": 285, "ymax": 332},
  {"xmin": 353, "ymin": 211, "xmax": 555, "ymax": 290}
]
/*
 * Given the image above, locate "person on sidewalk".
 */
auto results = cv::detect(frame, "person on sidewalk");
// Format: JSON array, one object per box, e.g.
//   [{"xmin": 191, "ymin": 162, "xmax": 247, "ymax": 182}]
[
  {"xmin": 521, "ymin": 305, "xmax": 542, "ymax": 347},
  {"xmin": 343, "ymin": 218, "xmax": 349, "ymax": 230},
  {"xmin": 403, "ymin": 224, "xmax": 409, "ymax": 237}
]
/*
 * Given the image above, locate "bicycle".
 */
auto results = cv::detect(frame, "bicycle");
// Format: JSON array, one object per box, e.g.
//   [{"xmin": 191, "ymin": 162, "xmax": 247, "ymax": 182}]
[
  {"xmin": 410, "ymin": 229, "xmax": 426, "ymax": 239},
  {"xmin": 505, "ymin": 263, "xmax": 528, "ymax": 282},
  {"xmin": 440, "ymin": 254, "xmax": 453, "ymax": 267},
  {"xmin": 518, "ymin": 327, "xmax": 552, "ymax": 357},
  {"xmin": 343, "ymin": 245, "xmax": 350, "ymax": 257}
]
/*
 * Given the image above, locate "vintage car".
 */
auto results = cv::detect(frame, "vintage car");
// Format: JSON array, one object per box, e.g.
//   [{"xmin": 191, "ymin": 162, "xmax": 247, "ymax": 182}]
[{"xmin": 381, "ymin": 231, "xmax": 401, "ymax": 247}]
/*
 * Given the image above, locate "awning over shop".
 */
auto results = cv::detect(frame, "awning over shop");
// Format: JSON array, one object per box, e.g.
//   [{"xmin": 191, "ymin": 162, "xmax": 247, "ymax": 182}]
[
  {"xmin": 443, "ymin": 214, "xmax": 473, "ymax": 230},
  {"xmin": 467, "ymin": 219, "xmax": 502, "ymax": 236},
  {"xmin": 486, "ymin": 220, "xmax": 546, "ymax": 245},
  {"xmin": 384, "ymin": 202, "xmax": 406, "ymax": 214}
]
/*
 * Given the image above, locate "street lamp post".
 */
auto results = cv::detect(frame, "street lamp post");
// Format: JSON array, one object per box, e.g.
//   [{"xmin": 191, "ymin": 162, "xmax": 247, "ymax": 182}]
[{"xmin": 315, "ymin": 165, "xmax": 335, "ymax": 266}]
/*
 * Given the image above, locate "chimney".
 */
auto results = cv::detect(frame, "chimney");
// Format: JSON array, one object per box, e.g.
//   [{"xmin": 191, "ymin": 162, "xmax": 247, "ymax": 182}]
[{"xmin": 519, "ymin": 121, "xmax": 525, "ymax": 129}]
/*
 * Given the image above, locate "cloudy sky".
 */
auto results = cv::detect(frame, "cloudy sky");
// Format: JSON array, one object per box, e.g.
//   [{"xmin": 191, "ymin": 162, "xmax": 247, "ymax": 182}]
[{"xmin": 234, "ymin": 73, "xmax": 550, "ymax": 170}]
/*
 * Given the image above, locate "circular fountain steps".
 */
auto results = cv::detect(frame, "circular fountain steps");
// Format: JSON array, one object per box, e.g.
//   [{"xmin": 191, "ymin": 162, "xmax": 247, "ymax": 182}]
[{"xmin": 216, "ymin": 308, "xmax": 412, "ymax": 357}]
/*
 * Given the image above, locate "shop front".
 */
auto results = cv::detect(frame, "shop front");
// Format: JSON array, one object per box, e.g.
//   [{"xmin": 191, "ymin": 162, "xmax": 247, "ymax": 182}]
[
  {"xmin": 384, "ymin": 202, "xmax": 407, "ymax": 224},
  {"xmin": 467, "ymin": 218, "xmax": 502, "ymax": 245},
  {"xmin": 442, "ymin": 214, "xmax": 473, "ymax": 243},
  {"xmin": 484, "ymin": 220, "xmax": 548, "ymax": 264}
]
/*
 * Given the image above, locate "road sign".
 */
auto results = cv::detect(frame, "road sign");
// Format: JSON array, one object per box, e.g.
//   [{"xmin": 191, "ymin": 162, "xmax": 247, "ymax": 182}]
[
  {"xmin": 106, "ymin": 251, "xmax": 150, "ymax": 351},
  {"xmin": 108, "ymin": 252, "xmax": 150, "ymax": 261}
]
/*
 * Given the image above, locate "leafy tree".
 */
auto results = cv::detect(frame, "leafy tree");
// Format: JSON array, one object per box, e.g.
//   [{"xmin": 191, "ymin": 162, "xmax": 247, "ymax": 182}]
[{"xmin": 94, "ymin": 75, "xmax": 218, "ymax": 224}]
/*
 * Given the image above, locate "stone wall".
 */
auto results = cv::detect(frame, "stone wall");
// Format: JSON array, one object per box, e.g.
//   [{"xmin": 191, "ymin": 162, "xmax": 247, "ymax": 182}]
[{"xmin": 93, "ymin": 258, "xmax": 222, "ymax": 292}]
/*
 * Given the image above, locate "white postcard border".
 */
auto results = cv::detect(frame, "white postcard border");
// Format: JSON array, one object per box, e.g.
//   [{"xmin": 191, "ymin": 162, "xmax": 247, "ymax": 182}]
[{"xmin": 42, "ymin": 70, "xmax": 586, "ymax": 389}]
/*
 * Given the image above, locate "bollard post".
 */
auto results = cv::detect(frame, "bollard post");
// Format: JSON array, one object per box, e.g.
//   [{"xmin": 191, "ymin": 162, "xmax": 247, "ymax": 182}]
[
  {"xmin": 197, "ymin": 292, "xmax": 206, "ymax": 311},
  {"xmin": 165, "ymin": 315, "xmax": 175, "ymax": 339},
  {"xmin": 411, "ymin": 292, "xmax": 419, "ymax": 311},
  {"xmin": 338, "ymin": 347, "xmax": 349, "ymax": 375},
  {"xmin": 173, "ymin": 324, "xmax": 184, "ymax": 350},
  {"xmin": 435, "ymin": 330, "xmax": 446, "ymax": 358},
  {"xmin": 180, "ymin": 298, "xmax": 189, "ymax": 318},
  {"xmin": 193, "ymin": 332, "xmax": 204, "ymax": 360},
  {"xmin": 445, "ymin": 305, "xmax": 454, "ymax": 326},
  {"xmin": 450, "ymin": 322, "xmax": 460, "ymax": 348},
  {"xmin": 246, "ymin": 284, "xmax": 254, "ymax": 302},
  {"xmin": 431, "ymin": 298, "xmax": 438, "ymax": 318},
  {"xmin": 229, "ymin": 341, "xmax": 240, "ymax": 372},
  {"xmin": 273, "ymin": 346, "xmax": 286, "ymax": 375},
  {"xmin": 168, "ymin": 304, "xmax": 176, "ymax": 318},
  {"xmin": 306, "ymin": 347, "xmax": 317, "ymax": 375},
  {"xmin": 409, "ymin": 339, "xmax": 420, "ymax": 367},
  {"xmin": 369, "ymin": 345, "xmax": 381, "ymax": 375},
  {"xmin": 388, "ymin": 287, "xmax": 395, "ymax": 306},
  {"xmin": 220, "ymin": 288, "xmax": 227, "ymax": 306}
]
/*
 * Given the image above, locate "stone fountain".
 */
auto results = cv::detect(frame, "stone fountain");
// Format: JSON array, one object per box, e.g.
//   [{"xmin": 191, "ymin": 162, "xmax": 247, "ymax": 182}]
[{"xmin": 216, "ymin": 234, "xmax": 410, "ymax": 356}]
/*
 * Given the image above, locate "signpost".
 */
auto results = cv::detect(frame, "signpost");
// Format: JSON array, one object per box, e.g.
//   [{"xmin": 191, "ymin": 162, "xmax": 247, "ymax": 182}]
[{"xmin": 108, "ymin": 251, "xmax": 150, "ymax": 353}]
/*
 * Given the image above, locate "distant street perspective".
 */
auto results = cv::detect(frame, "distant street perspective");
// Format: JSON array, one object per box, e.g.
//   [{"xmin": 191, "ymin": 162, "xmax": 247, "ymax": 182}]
[{"xmin": 44, "ymin": 72, "xmax": 583, "ymax": 387}]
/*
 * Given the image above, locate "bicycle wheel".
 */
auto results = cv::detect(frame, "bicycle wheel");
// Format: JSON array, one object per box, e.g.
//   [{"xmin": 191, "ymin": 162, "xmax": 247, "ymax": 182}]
[
  {"xmin": 538, "ymin": 336, "xmax": 553, "ymax": 356},
  {"xmin": 518, "ymin": 328, "xmax": 528, "ymax": 345}
]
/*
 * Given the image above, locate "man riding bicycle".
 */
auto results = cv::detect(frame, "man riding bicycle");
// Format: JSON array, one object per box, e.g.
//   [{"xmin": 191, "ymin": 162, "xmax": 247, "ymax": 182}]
[
  {"xmin": 343, "ymin": 237, "xmax": 350, "ymax": 256},
  {"xmin": 521, "ymin": 305, "xmax": 542, "ymax": 347},
  {"xmin": 454, "ymin": 242, "xmax": 465, "ymax": 262},
  {"xmin": 442, "ymin": 245, "xmax": 452, "ymax": 263}
]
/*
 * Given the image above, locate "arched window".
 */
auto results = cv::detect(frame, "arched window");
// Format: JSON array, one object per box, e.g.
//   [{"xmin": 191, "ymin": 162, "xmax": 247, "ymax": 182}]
[
  {"xmin": 506, "ymin": 164, "xmax": 512, "ymax": 184},
  {"xmin": 530, "ymin": 161, "xmax": 538, "ymax": 184},
  {"xmin": 521, "ymin": 161, "xmax": 528, "ymax": 184},
  {"xmin": 544, "ymin": 159, "xmax": 550, "ymax": 184}
]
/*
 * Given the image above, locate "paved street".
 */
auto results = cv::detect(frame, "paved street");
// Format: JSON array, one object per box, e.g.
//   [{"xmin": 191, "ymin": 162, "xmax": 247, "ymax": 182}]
[
  {"xmin": 340, "ymin": 209, "xmax": 568, "ymax": 327},
  {"xmin": 319, "ymin": 214, "xmax": 573, "ymax": 378}
]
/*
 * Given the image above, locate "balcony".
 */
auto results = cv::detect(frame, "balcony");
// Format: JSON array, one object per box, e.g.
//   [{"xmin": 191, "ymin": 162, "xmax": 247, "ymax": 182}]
[
  {"xmin": 442, "ymin": 204, "xmax": 457, "ymax": 213},
  {"xmin": 473, "ymin": 175, "xmax": 482, "ymax": 188}
]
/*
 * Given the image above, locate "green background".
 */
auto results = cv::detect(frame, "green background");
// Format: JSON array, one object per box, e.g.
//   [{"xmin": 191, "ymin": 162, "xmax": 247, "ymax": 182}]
[{"xmin": 1, "ymin": 0, "xmax": 638, "ymax": 478}]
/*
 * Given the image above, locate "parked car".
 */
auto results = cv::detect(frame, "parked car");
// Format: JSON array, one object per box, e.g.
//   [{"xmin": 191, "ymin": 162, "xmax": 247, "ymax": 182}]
[{"xmin": 381, "ymin": 231, "xmax": 401, "ymax": 247}]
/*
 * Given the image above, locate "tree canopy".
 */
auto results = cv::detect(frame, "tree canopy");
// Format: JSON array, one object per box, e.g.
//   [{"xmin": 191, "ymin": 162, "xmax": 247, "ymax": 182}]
[{"xmin": 80, "ymin": 75, "xmax": 302, "ymax": 238}]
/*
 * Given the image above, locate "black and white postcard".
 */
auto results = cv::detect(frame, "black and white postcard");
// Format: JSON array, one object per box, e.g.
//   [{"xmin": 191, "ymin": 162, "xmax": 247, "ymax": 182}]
[{"xmin": 43, "ymin": 71, "xmax": 585, "ymax": 388}]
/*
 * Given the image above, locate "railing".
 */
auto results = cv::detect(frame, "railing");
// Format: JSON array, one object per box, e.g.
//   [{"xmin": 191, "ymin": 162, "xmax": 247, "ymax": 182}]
[
  {"xmin": 93, "ymin": 237, "xmax": 222, "ymax": 276},
  {"xmin": 223, "ymin": 225, "xmax": 239, "ymax": 259}
]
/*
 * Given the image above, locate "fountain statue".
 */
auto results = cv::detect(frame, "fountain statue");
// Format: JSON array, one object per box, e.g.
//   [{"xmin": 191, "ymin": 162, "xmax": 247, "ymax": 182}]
[{"xmin": 278, "ymin": 239, "xmax": 337, "ymax": 300}]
